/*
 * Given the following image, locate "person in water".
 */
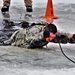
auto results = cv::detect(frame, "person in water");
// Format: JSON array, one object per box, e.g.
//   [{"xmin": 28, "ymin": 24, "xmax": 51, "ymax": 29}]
[{"xmin": 3, "ymin": 20, "xmax": 75, "ymax": 48}]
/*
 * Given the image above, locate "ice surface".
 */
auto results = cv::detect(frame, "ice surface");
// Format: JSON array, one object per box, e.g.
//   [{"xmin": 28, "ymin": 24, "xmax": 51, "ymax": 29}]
[
  {"xmin": 0, "ymin": 67, "xmax": 75, "ymax": 75},
  {"xmin": 0, "ymin": 0, "xmax": 75, "ymax": 75}
]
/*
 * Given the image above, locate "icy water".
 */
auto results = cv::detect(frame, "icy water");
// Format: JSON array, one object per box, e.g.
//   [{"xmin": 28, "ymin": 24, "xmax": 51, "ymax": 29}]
[{"xmin": 0, "ymin": 0, "xmax": 75, "ymax": 75}]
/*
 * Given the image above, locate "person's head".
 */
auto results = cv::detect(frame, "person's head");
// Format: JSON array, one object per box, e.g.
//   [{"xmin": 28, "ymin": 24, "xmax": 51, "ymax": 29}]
[
  {"xmin": 43, "ymin": 23, "xmax": 57, "ymax": 42},
  {"xmin": 21, "ymin": 21, "xmax": 29, "ymax": 28}
]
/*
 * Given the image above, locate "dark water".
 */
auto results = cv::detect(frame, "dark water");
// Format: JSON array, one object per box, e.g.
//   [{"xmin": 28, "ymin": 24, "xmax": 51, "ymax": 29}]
[{"xmin": 0, "ymin": 19, "xmax": 22, "ymax": 42}]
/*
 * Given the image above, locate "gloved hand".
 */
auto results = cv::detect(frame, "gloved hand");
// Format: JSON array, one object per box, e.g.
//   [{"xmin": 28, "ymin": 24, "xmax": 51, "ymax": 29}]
[
  {"xmin": 55, "ymin": 34, "xmax": 68, "ymax": 43},
  {"xmin": 56, "ymin": 34, "xmax": 67, "ymax": 39}
]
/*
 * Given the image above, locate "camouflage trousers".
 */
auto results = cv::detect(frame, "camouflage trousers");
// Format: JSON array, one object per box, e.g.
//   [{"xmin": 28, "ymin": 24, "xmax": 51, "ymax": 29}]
[{"xmin": 3, "ymin": 0, "xmax": 32, "ymax": 6}]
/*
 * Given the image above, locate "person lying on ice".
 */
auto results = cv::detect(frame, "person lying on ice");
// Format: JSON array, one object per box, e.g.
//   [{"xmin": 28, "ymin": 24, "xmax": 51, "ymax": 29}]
[{"xmin": 3, "ymin": 20, "xmax": 75, "ymax": 48}]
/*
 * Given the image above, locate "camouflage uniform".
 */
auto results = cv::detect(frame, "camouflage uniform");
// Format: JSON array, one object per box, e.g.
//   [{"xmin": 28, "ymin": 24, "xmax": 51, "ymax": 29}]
[
  {"xmin": 3, "ymin": 0, "xmax": 32, "ymax": 6},
  {"xmin": 3, "ymin": 21, "xmax": 75, "ymax": 48},
  {"xmin": 4, "ymin": 24, "xmax": 48, "ymax": 48}
]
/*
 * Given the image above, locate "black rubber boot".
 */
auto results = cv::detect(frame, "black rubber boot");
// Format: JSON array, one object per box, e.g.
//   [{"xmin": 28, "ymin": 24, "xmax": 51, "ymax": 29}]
[
  {"xmin": 1, "ymin": 6, "xmax": 9, "ymax": 13},
  {"xmin": 26, "ymin": 6, "xmax": 33, "ymax": 12}
]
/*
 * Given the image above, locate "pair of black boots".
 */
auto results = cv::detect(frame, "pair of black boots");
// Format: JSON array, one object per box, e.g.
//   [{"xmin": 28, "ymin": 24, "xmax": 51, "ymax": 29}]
[{"xmin": 1, "ymin": 5, "xmax": 33, "ymax": 13}]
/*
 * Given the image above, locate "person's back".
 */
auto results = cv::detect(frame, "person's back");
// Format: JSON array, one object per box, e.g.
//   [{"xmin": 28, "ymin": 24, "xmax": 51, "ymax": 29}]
[{"xmin": 4, "ymin": 23, "xmax": 48, "ymax": 48}]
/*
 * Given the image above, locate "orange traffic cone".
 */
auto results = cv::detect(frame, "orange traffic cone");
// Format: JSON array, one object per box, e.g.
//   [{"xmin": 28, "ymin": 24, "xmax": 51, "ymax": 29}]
[{"xmin": 41, "ymin": 0, "xmax": 58, "ymax": 19}]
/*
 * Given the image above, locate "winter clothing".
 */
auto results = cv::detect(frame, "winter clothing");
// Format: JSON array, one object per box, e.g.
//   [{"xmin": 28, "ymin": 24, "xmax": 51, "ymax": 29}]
[{"xmin": 4, "ymin": 24, "xmax": 48, "ymax": 48}]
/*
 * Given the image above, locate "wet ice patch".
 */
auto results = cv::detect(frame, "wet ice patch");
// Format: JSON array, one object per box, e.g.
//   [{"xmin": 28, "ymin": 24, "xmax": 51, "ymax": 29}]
[
  {"xmin": 0, "ymin": 67, "xmax": 75, "ymax": 75},
  {"xmin": 27, "ymin": 68, "xmax": 75, "ymax": 75}
]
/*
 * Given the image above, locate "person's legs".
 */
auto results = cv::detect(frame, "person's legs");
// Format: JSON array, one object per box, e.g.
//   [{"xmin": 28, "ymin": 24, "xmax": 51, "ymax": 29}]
[
  {"xmin": 1, "ymin": 0, "xmax": 11, "ymax": 12},
  {"xmin": 3, "ymin": 0, "xmax": 11, "ymax": 6},
  {"xmin": 24, "ymin": 0, "xmax": 33, "ymax": 12}
]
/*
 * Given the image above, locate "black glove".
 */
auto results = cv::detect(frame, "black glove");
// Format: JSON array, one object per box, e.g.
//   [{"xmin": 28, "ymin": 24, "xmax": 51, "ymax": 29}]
[
  {"xmin": 1, "ymin": 6, "xmax": 9, "ymax": 12},
  {"xmin": 55, "ymin": 34, "xmax": 68, "ymax": 43},
  {"xmin": 26, "ymin": 6, "xmax": 33, "ymax": 12},
  {"xmin": 56, "ymin": 34, "xmax": 67, "ymax": 39}
]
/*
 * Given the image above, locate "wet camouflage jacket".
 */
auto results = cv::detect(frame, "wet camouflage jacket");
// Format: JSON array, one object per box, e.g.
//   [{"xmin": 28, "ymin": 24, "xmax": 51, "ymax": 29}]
[{"xmin": 4, "ymin": 24, "xmax": 48, "ymax": 48}]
